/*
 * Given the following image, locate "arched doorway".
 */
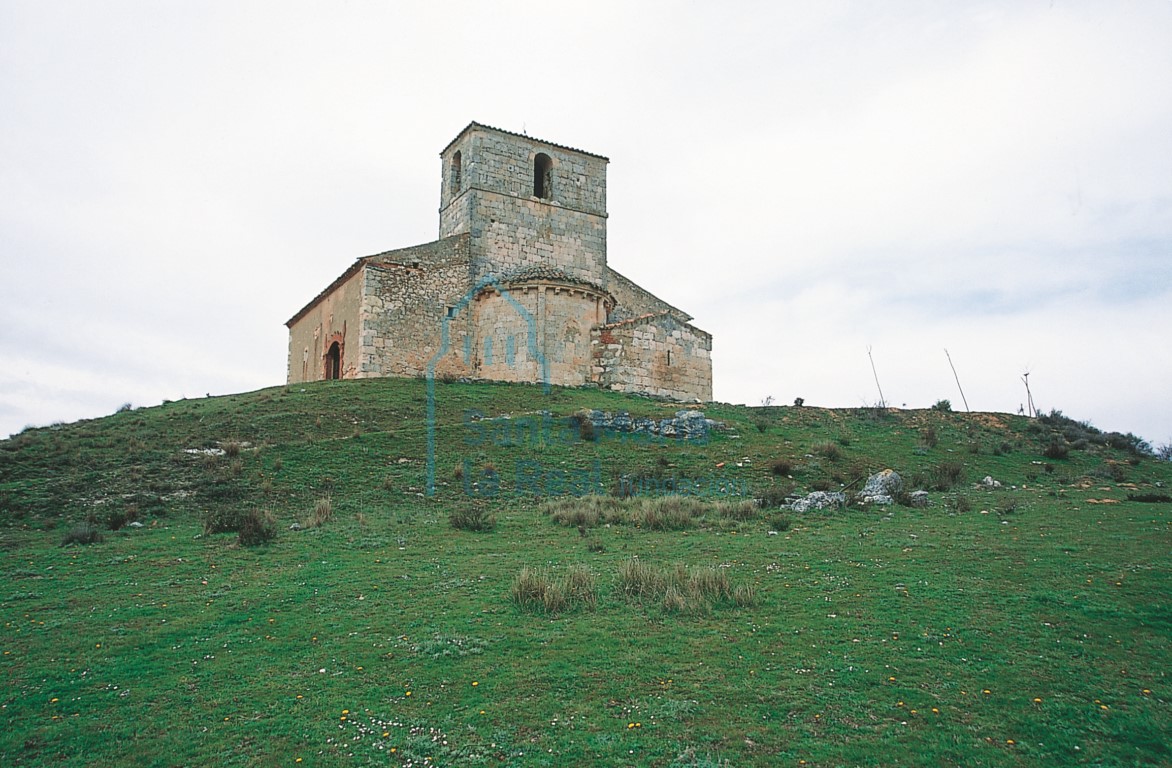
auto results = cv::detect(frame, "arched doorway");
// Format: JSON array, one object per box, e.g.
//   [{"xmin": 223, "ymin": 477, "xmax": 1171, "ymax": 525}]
[{"xmin": 324, "ymin": 341, "xmax": 341, "ymax": 380}]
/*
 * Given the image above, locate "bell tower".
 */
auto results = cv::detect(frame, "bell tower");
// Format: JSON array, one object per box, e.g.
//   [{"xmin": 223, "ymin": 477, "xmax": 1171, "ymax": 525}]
[{"xmin": 438, "ymin": 122, "xmax": 609, "ymax": 288}]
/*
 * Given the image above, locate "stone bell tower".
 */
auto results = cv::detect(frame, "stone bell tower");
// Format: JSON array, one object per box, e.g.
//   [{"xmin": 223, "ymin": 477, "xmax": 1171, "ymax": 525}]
[{"xmin": 438, "ymin": 122, "xmax": 609, "ymax": 289}]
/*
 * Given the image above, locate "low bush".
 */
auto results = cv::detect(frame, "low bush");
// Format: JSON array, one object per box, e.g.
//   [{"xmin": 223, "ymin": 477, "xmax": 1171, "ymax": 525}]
[
  {"xmin": 931, "ymin": 461, "xmax": 965, "ymax": 490},
  {"xmin": 569, "ymin": 410, "xmax": 597, "ymax": 442},
  {"xmin": 450, "ymin": 506, "xmax": 495, "ymax": 532},
  {"xmin": 813, "ymin": 441, "xmax": 842, "ymax": 461},
  {"xmin": 931, "ymin": 399, "xmax": 952, "ymax": 412},
  {"xmin": 770, "ymin": 458, "xmax": 793, "ymax": 476},
  {"xmin": 105, "ymin": 508, "xmax": 129, "ymax": 531},
  {"xmin": 920, "ymin": 426, "xmax": 939, "ymax": 448},
  {"xmin": 759, "ymin": 486, "xmax": 791, "ymax": 509},
  {"xmin": 1127, "ymin": 493, "xmax": 1172, "ymax": 503},
  {"xmin": 61, "ymin": 523, "xmax": 103, "ymax": 546},
  {"xmin": 238, "ymin": 508, "xmax": 277, "ymax": 546},
  {"xmin": 202, "ymin": 508, "xmax": 245, "ymax": 535},
  {"xmin": 1043, "ymin": 441, "xmax": 1069, "ymax": 460},
  {"xmin": 766, "ymin": 512, "xmax": 792, "ymax": 531}
]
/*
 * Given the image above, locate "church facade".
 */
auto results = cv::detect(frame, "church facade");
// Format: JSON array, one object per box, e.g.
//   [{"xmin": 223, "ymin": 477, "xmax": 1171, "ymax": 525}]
[{"xmin": 285, "ymin": 122, "xmax": 712, "ymax": 401}]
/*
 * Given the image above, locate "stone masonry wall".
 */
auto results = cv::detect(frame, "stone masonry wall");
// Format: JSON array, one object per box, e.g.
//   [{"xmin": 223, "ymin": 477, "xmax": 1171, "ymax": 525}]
[
  {"xmin": 287, "ymin": 267, "xmax": 364, "ymax": 384},
  {"xmin": 472, "ymin": 282, "xmax": 607, "ymax": 386},
  {"xmin": 593, "ymin": 313, "xmax": 713, "ymax": 402},
  {"xmin": 606, "ymin": 267, "xmax": 692, "ymax": 323},
  {"xmin": 439, "ymin": 124, "xmax": 607, "ymax": 217},
  {"xmin": 439, "ymin": 124, "xmax": 609, "ymax": 287},
  {"xmin": 359, "ymin": 235, "xmax": 474, "ymax": 379}
]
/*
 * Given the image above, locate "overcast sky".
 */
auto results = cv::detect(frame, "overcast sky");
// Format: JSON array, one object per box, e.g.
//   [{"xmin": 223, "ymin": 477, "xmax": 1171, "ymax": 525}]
[{"xmin": 2, "ymin": 1, "xmax": 1170, "ymax": 446}]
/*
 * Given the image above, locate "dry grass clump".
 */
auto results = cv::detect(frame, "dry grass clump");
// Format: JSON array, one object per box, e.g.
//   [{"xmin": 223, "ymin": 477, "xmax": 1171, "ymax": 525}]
[
  {"xmin": 770, "ymin": 458, "xmax": 793, "ymax": 476},
  {"xmin": 635, "ymin": 496, "xmax": 707, "ymax": 530},
  {"xmin": 542, "ymin": 495, "xmax": 625, "ymax": 528},
  {"xmin": 617, "ymin": 558, "xmax": 749, "ymax": 614},
  {"xmin": 449, "ymin": 506, "xmax": 495, "ymax": 532},
  {"xmin": 511, "ymin": 565, "xmax": 597, "ymax": 614},
  {"xmin": 715, "ymin": 499, "xmax": 758, "ymax": 521},
  {"xmin": 305, "ymin": 495, "xmax": 333, "ymax": 528},
  {"xmin": 813, "ymin": 441, "xmax": 843, "ymax": 461},
  {"xmin": 545, "ymin": 494, "xmax": 764, "ymax": 532}
]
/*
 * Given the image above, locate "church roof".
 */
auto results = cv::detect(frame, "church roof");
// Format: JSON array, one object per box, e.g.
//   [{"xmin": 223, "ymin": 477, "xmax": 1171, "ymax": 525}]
[
  {"xmin": 495, "ymin": 265, "xmax": 608, "ymax": 295},
  {"xmin": 440, "ymin": 121, "xmax": 609, "ymax": 161}
]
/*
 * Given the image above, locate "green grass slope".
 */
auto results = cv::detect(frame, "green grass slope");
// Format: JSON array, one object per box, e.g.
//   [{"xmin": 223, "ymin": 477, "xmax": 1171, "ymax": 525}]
[{"xmin": 1, "ymin": 378, "xmax": 1170, "ymax": 767}]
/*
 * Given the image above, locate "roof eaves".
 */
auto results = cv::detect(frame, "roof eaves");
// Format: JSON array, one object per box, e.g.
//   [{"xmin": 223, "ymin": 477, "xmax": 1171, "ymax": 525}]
[{"xmin": 440, "ymin": 121, "xmax": 609, "ymax": 161}]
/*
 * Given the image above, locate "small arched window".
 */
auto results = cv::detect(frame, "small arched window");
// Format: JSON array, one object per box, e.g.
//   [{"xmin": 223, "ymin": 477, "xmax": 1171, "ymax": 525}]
[
  {"xmin": 449, "ymin": 151, "xmax": 462, "ymax": 196},
  {"xmin": 533, "ymin": 153, "xmax": 552, "ymax": 199}
]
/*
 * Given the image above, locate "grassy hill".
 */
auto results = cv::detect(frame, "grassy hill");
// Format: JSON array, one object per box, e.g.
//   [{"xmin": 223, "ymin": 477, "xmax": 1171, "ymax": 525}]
[{"xmin": 1, "ymin": 378, "xmax": 1169, "ymax": 767}]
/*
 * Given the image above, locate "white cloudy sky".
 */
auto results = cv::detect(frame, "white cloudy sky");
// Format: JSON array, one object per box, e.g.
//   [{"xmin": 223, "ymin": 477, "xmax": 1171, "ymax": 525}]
[{"xmin": 2, "ymin": 1, "xmax": 1171, "ymax": 445}]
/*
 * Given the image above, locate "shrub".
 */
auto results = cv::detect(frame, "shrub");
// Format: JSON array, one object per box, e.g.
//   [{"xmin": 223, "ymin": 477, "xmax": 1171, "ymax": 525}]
[
  {"xmin": 954, "ymin": 495, "xmax": 972, "ymax": 514},
  {"xmin": 930, "ymin": 461, "xmax": 965, "ymax": 491},
  {"xmin": 793, "ymin": 397, "xmax": 804, "ymax": 407},
  {"xmin": 116, "ymin": 402, "xmax": 133, "ymax": 413},
  {"xmin": 202, "ymin": 507, "xmax": 245, "ymax": 535},
  {"xmin": 931, "ymin": 399, "xmax": 952, "ymax": 412},
  {"xmin": 61, "ymin": 523, "xmax": 103, "ymax": 546},
  {"xmin": 1127, "ymin": 493, "xmax": 1172, "ymax": 503},
  {"xmin": 450, "ymin": 506, "xmax": 495, "ymax": 532},
  {"xmin": 813, "ymin": 441, "xmax": 842, "ymax": 461},
  {"xmin": 920, "ymin": 426, "xmax": 939, "ymax": 448},
  {"xmin": 766, "ymin": 512, "xmax": 792, "ymax": 531},
  {"xmin": 1043, "ymin": 441, "xmax": 1069, "ymax": 460},
  {"xmin": 221, "ymin": 440, "xmax": 243, "ymax": 458},
  {"xmin": 105, "ymin": 509, "xmax": 128, "ymax": 531},
  {"xmin": 1093, "ymin": 463, "xmax": 1126, "ymax": 483},
  {"xmin": 1105, "ymin": 431, "xmax": 1152, "ymax": 456},
  {"xmin": 238, "ymin": 508, "xmax": 277, "ymax": 546},
  {"xmin": 770, "ymin": 458, "xmax": 793, "ymax": 476},
  {"xmin": 569, "ymin": 410, "xmax": 597, "ymax": 442},
  {"xmin": 759, "ymin": 486, "xmax": 791, "ymax": 509}
]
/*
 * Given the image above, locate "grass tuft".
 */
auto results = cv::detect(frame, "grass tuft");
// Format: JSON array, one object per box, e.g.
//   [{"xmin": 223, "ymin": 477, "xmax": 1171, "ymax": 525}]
[{"xmin": 449, "ymin": 506, "xmax": 496, "ymax": 532}]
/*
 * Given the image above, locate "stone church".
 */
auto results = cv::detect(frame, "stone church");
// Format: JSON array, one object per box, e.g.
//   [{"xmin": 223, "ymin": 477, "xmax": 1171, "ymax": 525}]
[{"xmin": 285, "ymin": 122, "xmax": 712, "ymax": 401}]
